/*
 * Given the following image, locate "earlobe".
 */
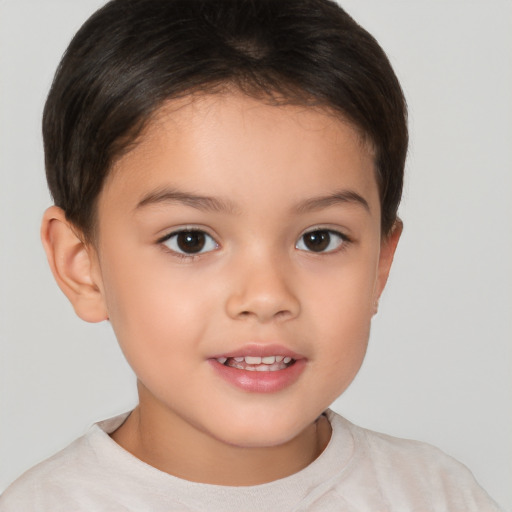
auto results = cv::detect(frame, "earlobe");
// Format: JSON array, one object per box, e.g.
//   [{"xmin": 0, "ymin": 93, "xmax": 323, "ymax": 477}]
[
  {"xmin": 373, "ymin": 219, "xmax": 403, "ymax": 314},
  {"xmin": 41, "ymin": 206, "xmax": 108, "ymax": 323}
]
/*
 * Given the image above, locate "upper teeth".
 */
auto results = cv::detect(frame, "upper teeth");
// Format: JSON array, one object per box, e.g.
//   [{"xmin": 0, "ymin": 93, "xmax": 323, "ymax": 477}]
[{"xmin": 216, "ymin": 355, "xmax": 292, "ymax": 365}]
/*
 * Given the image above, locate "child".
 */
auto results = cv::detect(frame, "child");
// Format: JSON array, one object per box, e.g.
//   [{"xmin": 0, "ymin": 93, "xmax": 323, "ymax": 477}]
[{"xmin": 0, "ymin": 0, "xmax": 503, "ymax": 510}]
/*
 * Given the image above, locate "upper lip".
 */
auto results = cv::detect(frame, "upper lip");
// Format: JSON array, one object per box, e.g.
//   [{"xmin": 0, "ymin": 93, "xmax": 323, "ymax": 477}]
[{"xmin": 210, "ymin": 343, "xmax": 304, "ymax": 360}]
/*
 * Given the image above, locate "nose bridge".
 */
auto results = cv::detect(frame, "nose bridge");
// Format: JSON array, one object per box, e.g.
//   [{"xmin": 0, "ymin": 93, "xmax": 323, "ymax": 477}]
[{"xmin": 225, "ymin": 243, "xmax": 300, "ymax": 323}]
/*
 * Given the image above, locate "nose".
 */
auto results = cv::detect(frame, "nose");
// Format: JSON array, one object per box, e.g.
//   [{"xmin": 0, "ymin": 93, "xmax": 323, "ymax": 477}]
[{"xmin": 225, "ymin": 251, "xmax": 301, "ymax": 323}]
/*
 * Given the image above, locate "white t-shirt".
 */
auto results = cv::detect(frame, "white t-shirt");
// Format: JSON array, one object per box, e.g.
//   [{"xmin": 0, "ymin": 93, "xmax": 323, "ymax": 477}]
[{"xmin": 0, "ymin": 410, "xmax": 502, "ymax": 511}]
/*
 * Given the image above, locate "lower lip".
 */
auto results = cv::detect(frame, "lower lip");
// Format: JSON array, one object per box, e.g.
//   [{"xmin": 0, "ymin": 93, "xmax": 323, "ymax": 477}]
[{"xmin": 209, "ymin": 359, "xmax": 306, "ymax": 393}]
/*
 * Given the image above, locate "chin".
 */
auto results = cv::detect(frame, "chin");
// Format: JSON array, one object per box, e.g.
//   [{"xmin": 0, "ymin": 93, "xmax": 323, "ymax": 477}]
[{"xmin": 208, "ymin": 414, "xmax": 312, "ymax": 449}]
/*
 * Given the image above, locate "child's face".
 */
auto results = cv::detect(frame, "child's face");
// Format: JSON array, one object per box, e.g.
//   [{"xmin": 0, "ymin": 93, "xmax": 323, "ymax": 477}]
[{"xmin": 89, "ymin": 93, "xmax": 398, "ymax": 448}]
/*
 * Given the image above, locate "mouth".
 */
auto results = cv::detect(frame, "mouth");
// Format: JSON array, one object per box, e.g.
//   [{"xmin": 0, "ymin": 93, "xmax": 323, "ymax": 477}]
[
  {"xmin": 215, "ymin": 355, "xmax": 295, "ymax": 372},
  {"xmin": 209, "ymin": 345, "xmax": 305, "ymax": 393}
]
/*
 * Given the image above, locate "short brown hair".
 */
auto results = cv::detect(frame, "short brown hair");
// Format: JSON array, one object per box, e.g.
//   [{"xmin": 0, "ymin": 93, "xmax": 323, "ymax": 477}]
[{"xmin": 43, "ymin": 0, "xmax": 408, "ymax": 240}]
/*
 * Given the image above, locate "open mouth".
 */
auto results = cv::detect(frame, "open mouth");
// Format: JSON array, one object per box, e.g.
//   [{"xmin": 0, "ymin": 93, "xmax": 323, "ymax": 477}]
[
  {"xmin": 215, "ymin": 355, "xmax": 295, "ymax": 372},
  {"xmin": 210, "ymin": 349, "xmax": 305, "ymax": 392}
]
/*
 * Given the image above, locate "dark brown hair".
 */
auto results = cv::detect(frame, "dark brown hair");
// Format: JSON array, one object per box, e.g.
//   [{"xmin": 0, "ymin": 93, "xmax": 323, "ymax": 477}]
[{"xmin": 43, "ymin": 0, "xmax": 407, "ymax": 239}]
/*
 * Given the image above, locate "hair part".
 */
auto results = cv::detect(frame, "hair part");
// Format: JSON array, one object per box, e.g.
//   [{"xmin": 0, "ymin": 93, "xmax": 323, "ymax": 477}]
[{"xmin": 43, "ymin": 0, "xmax": 408, "ymax": 241}]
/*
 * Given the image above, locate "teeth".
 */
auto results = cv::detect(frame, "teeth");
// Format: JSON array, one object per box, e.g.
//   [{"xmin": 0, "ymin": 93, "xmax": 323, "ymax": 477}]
[
  {"xmin": 243, "ymin": 355, "xmax": 293, "ymax": 365},
  {"xmin": 217, "ymin": 355, "xmax": 295, "ymax": 368},
  {"xmin": 244, "ymin": 356, "xmax": 262, "ymax": 364}
]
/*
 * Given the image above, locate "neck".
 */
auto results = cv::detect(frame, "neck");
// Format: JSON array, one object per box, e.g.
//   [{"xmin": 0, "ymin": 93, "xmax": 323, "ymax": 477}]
[{"xmin": 110, "ymin": 385, "xmax": 331, "ymax": 486}]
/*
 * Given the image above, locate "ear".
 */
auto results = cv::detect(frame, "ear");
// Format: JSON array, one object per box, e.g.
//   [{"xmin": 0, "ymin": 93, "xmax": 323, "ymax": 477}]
[
  {"xmin": 373, "ymin": 219, "xmax": 403, "ymax": 314},
  {"xmin": 41, "ymin": 206, "xmax": 108, "ymax": 323}
]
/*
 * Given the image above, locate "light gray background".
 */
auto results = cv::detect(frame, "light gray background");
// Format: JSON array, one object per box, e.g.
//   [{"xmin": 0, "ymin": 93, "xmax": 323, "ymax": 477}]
[{"xmin": 1, "ymin": 0, "xmax": 511, "ymax": 509}]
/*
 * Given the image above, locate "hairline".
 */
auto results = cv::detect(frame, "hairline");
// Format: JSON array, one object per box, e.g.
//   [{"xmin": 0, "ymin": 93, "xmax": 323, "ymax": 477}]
[{"xmin": 83, "ymin": 85, "xmax": 380, "ymax": 246}]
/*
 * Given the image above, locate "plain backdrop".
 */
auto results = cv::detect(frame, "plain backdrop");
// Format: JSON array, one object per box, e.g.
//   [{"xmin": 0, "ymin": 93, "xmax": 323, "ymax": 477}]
[{"xmin": 0, "ymin": 0, "xmax": 511, "ymax": 509}]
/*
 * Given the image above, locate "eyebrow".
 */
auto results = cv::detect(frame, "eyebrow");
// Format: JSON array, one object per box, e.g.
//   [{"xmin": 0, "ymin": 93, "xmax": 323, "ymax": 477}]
[
  {"xmin": 135, "ymin": 187, "xmax": 239, "ymax": 214},
  {"xmin": 295, "ymin": 190, "xmax": 370, "ymax": 213},
  {"xmin": 135, "ymin": 187, "xmax": 370, "ymax": 215}
]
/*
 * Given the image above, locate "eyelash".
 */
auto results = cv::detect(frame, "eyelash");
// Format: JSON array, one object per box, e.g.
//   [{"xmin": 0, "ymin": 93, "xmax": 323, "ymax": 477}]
[
  {"xmin": 157, "ymin": 227, "xmax": 351, "ymax": 259},
  {"xmin": 157, "ymin": 228, "xmax": 219, "ymax": 260},
  {"xmin": 296, "ymin": 228, "xmax": 350, "ymax": 254}
]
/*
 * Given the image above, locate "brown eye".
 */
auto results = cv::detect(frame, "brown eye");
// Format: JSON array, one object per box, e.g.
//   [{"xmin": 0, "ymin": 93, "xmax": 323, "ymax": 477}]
[
  {"xmin": 296, "ymin": 229, "xmax": 346, "ymax": 253},
  {"xmin": 163, "ymin": 230, "xmax": 217, "ymax": 255},
  {"xmin": 176, "ymin": 231, "xmax": 205, "ymax": 253}
]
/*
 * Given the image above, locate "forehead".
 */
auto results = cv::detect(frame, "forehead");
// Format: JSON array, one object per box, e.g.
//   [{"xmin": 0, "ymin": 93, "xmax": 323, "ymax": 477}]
[{"xmin": 101, "ymin": 92, "xmax": 378, "ymax": 213}]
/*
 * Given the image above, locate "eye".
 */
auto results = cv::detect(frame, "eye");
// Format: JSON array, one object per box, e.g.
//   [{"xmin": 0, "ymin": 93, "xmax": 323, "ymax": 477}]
[
  {"xmin": 161, "ymin": 229, "xmax": 218, "ymax": 255},
  {"xmin": 296, "ymin": 229, "xmax": 347, "ymax": 253}
]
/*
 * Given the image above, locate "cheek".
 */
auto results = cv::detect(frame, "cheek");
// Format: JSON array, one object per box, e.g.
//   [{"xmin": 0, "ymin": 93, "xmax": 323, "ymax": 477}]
[
  {"xmin": 100, "ymin": 249, "xmax": 208, "ymax": 362},
  {"xmin": 303, "ymin": 258, "xmax": 376, "ymax": 380},
  {"xmin": 307, "ymin": 253, "xmax": 378, "ymax": 323},
  {"xmin": 103, "ymin": 259, "xmax": 157, "ymax": 325},
  {"xmin": 311, "ymin": 298, "xmax": 371, "ymax": 405}
]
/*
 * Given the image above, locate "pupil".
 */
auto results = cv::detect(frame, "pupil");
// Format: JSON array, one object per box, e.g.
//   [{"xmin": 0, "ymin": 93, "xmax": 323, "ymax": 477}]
[
  {"xmin": 304, "ymin": 230, "xmax": 330, "ymax": 252},
  {"xmin": 177, "ymin": 231, "xmax": 205, "ymax": 253}
]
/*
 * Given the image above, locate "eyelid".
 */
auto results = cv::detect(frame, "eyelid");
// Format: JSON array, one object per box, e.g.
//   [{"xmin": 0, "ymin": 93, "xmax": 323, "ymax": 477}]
[
  {"xmin": 157, "ymin": 226, "xmax": 220, "ymax": 257},
  {"xmin": 295, "ymin": 226, "xmax": 351, "ymax": 253},
  {"xmin": 157, "ymin": 225, "xmax": 217, "ymax": 243},
  {"xmin": 299, "ymin": 224, "xmax": 352, "ymax": 240}
]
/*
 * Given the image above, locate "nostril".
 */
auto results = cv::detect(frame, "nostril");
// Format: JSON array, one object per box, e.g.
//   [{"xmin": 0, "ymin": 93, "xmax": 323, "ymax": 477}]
[
  {"xmin": 237, "ymin": 308, "xmax": 293, "ymax": 321},
  {"xmin": 225, "ymin": 286, "xmax": 301, "ymax": 322}
]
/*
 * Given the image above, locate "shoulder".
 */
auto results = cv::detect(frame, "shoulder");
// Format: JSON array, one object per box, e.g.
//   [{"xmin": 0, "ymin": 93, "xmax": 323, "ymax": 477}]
[
  {"xmin": 0, "ymin": 414, "xmax": 130, "ymax": 512},
  {"xmin": 326, "ymin": 410, "xmax": 503, "ymax": 511},
  {"xmin": 0, "ymin": 435, "xmax": 89, "ymax": 511},
  {"xmin": 328, "ymin": 410, "xmax": 472, "ymax": 477}
]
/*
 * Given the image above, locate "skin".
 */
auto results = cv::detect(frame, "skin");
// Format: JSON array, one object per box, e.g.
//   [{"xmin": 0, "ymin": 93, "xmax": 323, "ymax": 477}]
[{"xmin": 42, "ymin": 92, "xmax": 401, "ymax": 486}]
